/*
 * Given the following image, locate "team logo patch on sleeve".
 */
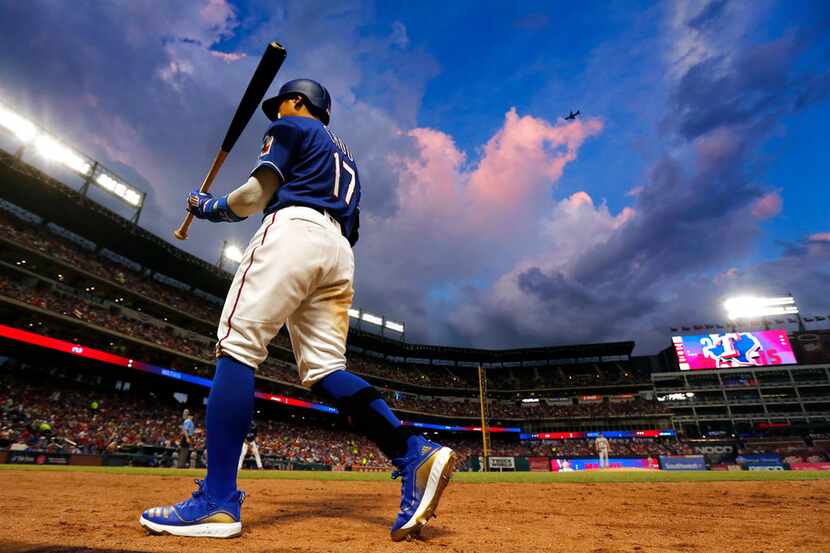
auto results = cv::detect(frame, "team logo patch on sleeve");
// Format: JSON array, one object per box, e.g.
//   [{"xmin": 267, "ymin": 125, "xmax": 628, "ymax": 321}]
[{"xmin": 260, "ymin": 135, "xmax": 273, "ymax": 157}]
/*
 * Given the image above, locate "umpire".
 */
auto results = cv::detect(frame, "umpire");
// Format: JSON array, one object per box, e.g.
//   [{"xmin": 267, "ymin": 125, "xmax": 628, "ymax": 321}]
[{"xmin": 177, "ymin": 409, "xmax": 195, "ymax": 469}]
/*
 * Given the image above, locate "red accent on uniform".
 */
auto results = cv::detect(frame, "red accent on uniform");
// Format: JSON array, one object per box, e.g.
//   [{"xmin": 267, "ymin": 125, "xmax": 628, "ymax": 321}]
[
  {"xmin": 260, "ymin": 135, "xmax": 273, "ymax": 156},
  {"xmin": 217, "ymin": 212, "xmax": 279, "ymax": 353}
]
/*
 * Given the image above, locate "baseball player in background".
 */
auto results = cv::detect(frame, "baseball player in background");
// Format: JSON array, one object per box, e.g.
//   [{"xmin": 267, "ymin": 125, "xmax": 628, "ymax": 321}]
[
  {"xmin": 238, "ymin": 420, "xmax": 262, "ymax": 470},
  {"xmin": 140, "ymin": 79, "xmax": 456, "ymax": 540},
  {"xmin": 595, "ymin": 433, "xmax": 610, "ymax": 469}
]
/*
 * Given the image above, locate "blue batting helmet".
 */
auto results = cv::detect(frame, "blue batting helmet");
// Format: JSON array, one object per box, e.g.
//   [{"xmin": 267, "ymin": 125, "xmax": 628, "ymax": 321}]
[{"xmin": 262, "ymin": 78, "xmax": 331, "ymax": 125}]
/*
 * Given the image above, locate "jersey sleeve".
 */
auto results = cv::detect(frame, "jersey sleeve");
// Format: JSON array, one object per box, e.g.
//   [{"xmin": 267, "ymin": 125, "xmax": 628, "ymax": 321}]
[{"xmin": 250, "ymin": 120, "xmax": 302, "ymax": 182}]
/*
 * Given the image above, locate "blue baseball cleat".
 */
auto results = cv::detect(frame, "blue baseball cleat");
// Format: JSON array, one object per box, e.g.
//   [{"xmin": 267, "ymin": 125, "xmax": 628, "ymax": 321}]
[
  {"xmin": 390, "ymin": 436, "xmax": 457, "ymax": 541},
  {"xmin": 139, "ymin": 479, "xmax": 245, "ymax": 538}
]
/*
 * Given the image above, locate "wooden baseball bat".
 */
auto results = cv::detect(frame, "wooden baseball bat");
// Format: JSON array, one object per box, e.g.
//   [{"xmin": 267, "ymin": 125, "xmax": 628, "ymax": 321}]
[{"xmin": 174, "ymin": 41, "xmax": 287, "ymax": 240}]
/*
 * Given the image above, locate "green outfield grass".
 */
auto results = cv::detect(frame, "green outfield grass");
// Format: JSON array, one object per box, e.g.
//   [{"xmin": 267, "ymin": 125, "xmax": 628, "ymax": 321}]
[{"xmin": 3, "ymin": 464, "xmax": 830, "ymax": 483}]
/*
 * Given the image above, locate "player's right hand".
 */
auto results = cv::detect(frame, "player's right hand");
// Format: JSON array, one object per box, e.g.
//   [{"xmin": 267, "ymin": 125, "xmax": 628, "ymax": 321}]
[{"xmin": 187, "ymin": 190, "xmax": 246, "ymax": 223}]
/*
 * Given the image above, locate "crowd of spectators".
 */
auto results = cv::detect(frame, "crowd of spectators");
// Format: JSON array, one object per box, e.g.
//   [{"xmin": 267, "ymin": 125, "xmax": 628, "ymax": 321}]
[
  {"xmin": 0, "ymin": 272, "xmax": 665, "ymax": 419},
  {"xmin": 1, "ymin": 377, "xmax": 193, "ymax": 455},
  {"xmin": 0, "ymin": 270, "xmax": 301, "ymax": 382},
  {"xmin": 0, "ymin": 270, "xmax": 671, "ymax": 422},
  {"xmin": 347, "ymin": 353, "xmax": 649, "ymax": 391},
  {"xmin": 381, "ymin": 390, "xmax": 671, "ymax": 420},
  {"xmin": 1, "ymin": 365, "xmax": 695, "ymax": 470},
  {"xmin": 0, "ymin": 272, "xmax": 216, "ymax": 362},
  {"xmin": 0, "ymin": 210, "xmax": 223, "ymax": 323},
  {"xmin": 1, "ymin": 273, "xmax": 669, "ymax": 421},
  {"xmin": 0, "ymin": 367, "xmax": 389, "ymax": 466}
]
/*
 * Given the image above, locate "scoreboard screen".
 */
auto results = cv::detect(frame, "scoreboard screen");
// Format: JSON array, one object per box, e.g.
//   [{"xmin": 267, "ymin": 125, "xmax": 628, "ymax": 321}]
[{"xmin": 672, "ymin": 329, "xmax": 796, "ymax": 370}]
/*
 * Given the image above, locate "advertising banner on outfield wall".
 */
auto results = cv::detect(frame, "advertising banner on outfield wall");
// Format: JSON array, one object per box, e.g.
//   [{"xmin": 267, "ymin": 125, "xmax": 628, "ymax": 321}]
[
  {"xmin": 659, "ymin": 455, "xmax": 706, "ymax": 471},
  {"xmin": 788, "ymin": 462, "xmax": 830, "ymax": 471},
  {"xmin": 736, "ymin": 453, "xmax": 781, "ymax": 465},
  {"xmin": 746, "ymin": 464, "xmax": 785, "ymax": 471},
  {"xmin": 551, "ymin": 457, "xmax": 659, "ymax": 471},
  {"xmin": 527, "ymin": 457, "xmax": 550, "ymax": 472},
  {"xmin": 6, "ymin": 451, "xmax": 71, "ymax": 465},
  {"xmin": 488, "ymin": 456, "xmax": 516, "ymax": 470}
]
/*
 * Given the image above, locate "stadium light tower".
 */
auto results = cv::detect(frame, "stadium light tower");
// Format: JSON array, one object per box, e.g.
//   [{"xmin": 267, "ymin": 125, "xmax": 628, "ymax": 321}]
[
  {"xmin": 0, "ymin": 104, "xmax": 37, "ymax": 144},
  {"xmin": 218, "ymin": 241, "xmax": 244, "ymax": 271},
  {"xmin": 723, "ymin": 294, "xmax": 802, "ymax": 330}
]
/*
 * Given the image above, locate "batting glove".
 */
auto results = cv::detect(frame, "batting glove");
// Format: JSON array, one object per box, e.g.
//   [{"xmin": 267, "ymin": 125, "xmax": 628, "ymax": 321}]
[{"xmin": 187, "ymin": 190, "xmax": 246, "ymax": 223}]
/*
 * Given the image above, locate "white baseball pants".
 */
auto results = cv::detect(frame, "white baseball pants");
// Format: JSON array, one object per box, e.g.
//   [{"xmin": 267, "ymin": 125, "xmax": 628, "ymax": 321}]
[
  {"xmin": 598, "ymin": 449, "xmax": 609, "ymax": 468},
  {"xmin": 216, "ymin": 206, "xmax": 354, "ymax": 386},
  {"xmin": 238, "ymin": 440, "xmax": 263, "ymax": 469}
]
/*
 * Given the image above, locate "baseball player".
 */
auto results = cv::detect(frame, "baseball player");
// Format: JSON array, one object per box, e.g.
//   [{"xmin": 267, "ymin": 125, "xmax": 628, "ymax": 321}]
[
  {"xmin": 140, "ymin": 79, "xmax": 456, "ymax": 540},
  {"xmin": 237, "ymin": 420, "xmax": 262, "ymax": 470},
  {"xmin": 595, "ymin": 433, "xmax": 610, "ymax": 469}
]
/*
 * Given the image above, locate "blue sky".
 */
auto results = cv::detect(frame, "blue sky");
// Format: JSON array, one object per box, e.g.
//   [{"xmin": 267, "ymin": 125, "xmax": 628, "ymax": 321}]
[{"xmin": 0, "ymin": 0, "xmax": 828, "ymax": 352}]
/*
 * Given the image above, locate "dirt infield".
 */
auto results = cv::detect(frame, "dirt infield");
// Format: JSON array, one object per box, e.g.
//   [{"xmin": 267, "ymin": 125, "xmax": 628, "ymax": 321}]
[{"xmin": 2, "ymin": 470, "xmax": 829, "ymax": 553}]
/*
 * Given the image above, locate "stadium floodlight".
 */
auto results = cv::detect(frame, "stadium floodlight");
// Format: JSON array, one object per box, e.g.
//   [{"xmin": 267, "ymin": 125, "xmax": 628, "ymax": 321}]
[
  {"xmin": 33, "ymin": 134, "xmax": 92, "ymax": 175},
  {"xmin": 96, "ymin": 172, "xmax": 142, "ymax": 206},
  {"xmin": 384, "ymin": 320, "xmax": 405, "ymax": 333},
  {"xmin": 123, "ymin": 189, "xmax": 142, "ymax": 206},
  {"xmin": 724, "ymin": 295, "xmax": 798, "ymax": 320},
  {"xmin": 361, "ymin": 312, "xmax": 383, "ymax": 325},
  {"xmin": 0, "ymin": 104, "xmax": 37, "ymax": 143},
  {"xmin": 347, "ymin": 308, "xmax": 360, "ymax": 319},
  {"xmin": 223, "ymin": 244, "xmax": 244, "ymax": 263}
]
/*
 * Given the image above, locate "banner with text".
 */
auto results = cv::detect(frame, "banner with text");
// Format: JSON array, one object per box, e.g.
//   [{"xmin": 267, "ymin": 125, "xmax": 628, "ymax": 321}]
[
  {"xmin": 659, "ymin": 455, "xmax": 706, "ymax": 471},
  {"xmin": 551, "ymin": 457, "xmax": 659, "ymax": 472}
]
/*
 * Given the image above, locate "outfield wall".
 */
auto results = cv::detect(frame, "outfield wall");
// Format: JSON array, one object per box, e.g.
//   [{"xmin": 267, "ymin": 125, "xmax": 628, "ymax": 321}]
[{"xmin": 5, "ymin": 448, "xmax": 830, "ymax": 473}]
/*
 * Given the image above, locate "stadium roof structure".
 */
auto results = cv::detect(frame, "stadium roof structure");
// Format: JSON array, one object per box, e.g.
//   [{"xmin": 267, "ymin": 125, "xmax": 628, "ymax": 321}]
[
  {"xmin": 0, "ymin": 149, "xmax": 231, "ymax": 298},
  {"xmin": 348, "ymin": 329, "xmax": 634, "ymax": 364}
]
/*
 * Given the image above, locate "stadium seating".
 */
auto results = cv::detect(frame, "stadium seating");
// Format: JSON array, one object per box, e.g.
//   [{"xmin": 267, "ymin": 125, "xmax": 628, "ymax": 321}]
[
  {"xmin": 0, "ymin": 362, "xmax": 692, "ymax": 470},
  {"xmin": 0, "ymin": 205, "xmax": 668, "ymax": 427}
]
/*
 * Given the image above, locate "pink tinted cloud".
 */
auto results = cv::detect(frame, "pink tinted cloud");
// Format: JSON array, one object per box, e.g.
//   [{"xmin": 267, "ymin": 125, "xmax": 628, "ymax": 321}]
[
  {"xmin": 751, "ymin": 191, "xmax": 783, "ymax": 219},
  {"xmin": 809, "ymin": 232, "xmax": 830, "ymax": 242},
  {"xmin": 468, "ymin": 109, "xmax": 603, "ymax": 216},
  {"xmin": 396, "ymin": 127, "xmax": 465, "ymax": 219},
  {"xmin": 391, "ymin": 109, "xmax": 603, "ymax": 235},
  {"xmin": 200, "ymin": 0, "xmax": 235, "ymax": 30},
  {"xmin": 209, "ymin": 51, "xmax": 245, "ymax": 62}
]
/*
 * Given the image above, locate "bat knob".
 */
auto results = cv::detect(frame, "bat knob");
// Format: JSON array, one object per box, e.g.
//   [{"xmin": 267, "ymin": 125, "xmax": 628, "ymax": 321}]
[{"xmin": 174, "ymin": 229, "xmax": 188, "ymax": 241}]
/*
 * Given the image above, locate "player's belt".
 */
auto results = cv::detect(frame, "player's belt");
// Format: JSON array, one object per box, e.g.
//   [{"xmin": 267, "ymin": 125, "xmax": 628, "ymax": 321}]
[{"xmin": 281, "ymin": 205, "xmax": 342, "ymax": 235}]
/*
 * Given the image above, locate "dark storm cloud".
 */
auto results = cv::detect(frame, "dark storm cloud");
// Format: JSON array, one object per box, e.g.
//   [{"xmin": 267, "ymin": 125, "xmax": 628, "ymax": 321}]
[{"xmin": 667, "ymin": 34, "xmax": 800, "ymax": 140}]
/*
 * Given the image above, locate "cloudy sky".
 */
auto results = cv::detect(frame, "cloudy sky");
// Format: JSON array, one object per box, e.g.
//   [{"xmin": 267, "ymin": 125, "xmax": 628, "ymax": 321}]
[{"xmin": 1, "ymin": 0, "xmax": 828, "ymax": 353}]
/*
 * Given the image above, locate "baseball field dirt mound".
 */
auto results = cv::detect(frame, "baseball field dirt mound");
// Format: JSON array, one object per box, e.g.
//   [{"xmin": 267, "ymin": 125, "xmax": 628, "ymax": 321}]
[{"xmin": 2, "ymin": 470, "xmax": 829, "ymax": 553}]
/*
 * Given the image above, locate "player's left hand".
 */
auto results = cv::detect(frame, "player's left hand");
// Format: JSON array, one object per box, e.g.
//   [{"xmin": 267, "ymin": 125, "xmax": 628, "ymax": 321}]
[{"xmin": 187, "ymin": 190, "xmax": 246, "ymax": 223}]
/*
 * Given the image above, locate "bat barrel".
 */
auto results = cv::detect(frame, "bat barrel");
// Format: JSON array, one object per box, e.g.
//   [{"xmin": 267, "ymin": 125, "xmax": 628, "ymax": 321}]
[{"xmin": 173, "ymin": 41, "xmax": 285, "ymax": 241}]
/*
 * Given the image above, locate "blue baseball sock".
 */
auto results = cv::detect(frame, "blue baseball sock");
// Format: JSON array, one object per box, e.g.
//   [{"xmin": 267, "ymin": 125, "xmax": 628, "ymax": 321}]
[
  {"xmin": 313, "ymin": 369, "xmax": 409, "ymax": 460},
  {"xmin": 205, "ymin": 355, "xmax": 255, "ymax": 500}
]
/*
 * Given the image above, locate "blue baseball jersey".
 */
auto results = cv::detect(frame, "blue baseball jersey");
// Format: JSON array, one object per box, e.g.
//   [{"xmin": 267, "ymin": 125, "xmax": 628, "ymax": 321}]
[{"xmin": 251, "ymin": 116, "xmax": 361, "ymax": 240}]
